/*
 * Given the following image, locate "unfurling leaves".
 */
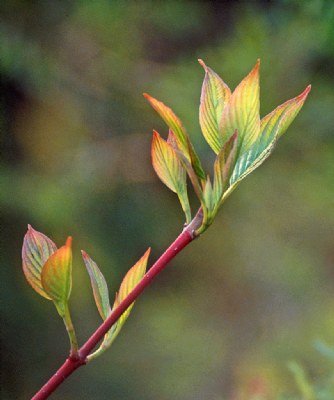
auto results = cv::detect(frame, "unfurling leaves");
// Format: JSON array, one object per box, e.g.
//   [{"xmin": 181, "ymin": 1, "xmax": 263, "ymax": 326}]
[
  {"xmin": 152, "ymin": 130, "xmax": 191, "ymax": 223},
  {"xmin": 86, "ymin": 248, "xmax": 150, "ymax": 361},
  {"xmin": 22, "ymin": 225, "xmax": 57, "ymax": 299},
  {"xmin": 146, "ymin": 59, "xmax": 310, "ymax": 234}
]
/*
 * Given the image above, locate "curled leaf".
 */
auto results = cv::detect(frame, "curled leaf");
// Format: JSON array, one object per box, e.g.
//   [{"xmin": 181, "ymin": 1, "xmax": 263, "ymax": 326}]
[
  {"xmin": 41, "ymin": 237, "xmax": 73, "ymax": 314},
  {"xmin": 22, "ymin": 225, "xmax": 57, "ymax": 299},
  {"xmin": 82, "ymin": 250, "xmax": 111, "ymax": 320}
]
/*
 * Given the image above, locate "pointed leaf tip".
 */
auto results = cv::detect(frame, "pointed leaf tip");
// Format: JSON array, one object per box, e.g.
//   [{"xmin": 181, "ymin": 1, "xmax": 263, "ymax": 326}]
[
  {"xmin": 220, "ymin": 59, "xmax": 260, "ymax": 153},
  {"xmin": 199, "ymin": 60, "xmax": 232, "ymax": 154},
  {"xmin": 145, "ymin": 92, "xmax": 205, "ymax": 180},
  {"xmin": 198, "ymin": 59, "xmax": 206, "ymax": 70},
  {"xmin": 22, "ymin": 226, "xmax": 57, "ymax": 299}
]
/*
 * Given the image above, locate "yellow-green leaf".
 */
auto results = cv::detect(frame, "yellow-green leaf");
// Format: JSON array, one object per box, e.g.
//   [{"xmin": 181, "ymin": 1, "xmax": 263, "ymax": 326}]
[
  {"xmin": 152, "ymin": 130, "xmax": 191, "ymax": 223},
  {"xmin": 224, "ymin": 85, "xmax": 311, "ymax": 199},
  {"xmin": 88, "ymin": 248, "xmax": 150, "ymax": 361},
  {"xmin": 82, "ymin": 251, "xmax": 111, "ymax": 320},
  {"xmin": 144, "ymin": 93, "xmax": 205, "ymax": 180},
  {"xmin": 213, "ymin": 130, "xmax": 238, "ymax": 203},
  {"xmin": 199, "ymin": 59, "xmax": 231, "ymax": 154},
  {"xmin": 22, "ymin": 225, "xmax": 57, "ymax": 300},
  {"xmin": 220, "ymin": 60, "xmax": 260, "ymax": 153},
  {"xmin": 41, "ymin": 237, "xmax": 72, "ymax": 313}
]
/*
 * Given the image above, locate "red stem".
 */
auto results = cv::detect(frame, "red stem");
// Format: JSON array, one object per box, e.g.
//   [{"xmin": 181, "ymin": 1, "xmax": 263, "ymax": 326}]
[{"xmin": 31, "ymin": 211, "xmax": 202, "ymax": 400}]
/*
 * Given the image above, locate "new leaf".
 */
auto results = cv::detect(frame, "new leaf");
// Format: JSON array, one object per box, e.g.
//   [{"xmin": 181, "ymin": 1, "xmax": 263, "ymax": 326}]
[
  {"xmin": 82, "ymin": 251, "xmax": 111, "ymax": 320},
  {"xmin": 199, "ymin": 59, "xmax": 231, "ymax": 154},
  {"xmin": 220, "ymin": 60, "xmax": 260, "ymax": 154},
  {"xmin": 225, "ymin": 85, "xmax": 311, "ymax": 199},
  {"xmin": 41, "ymin": 237, "xmax": 73, "ymax": 315},
  {"xmin": 87, "ymin": 248, "xmax": 150, "ymax": 361},
  {"xmin": 152, "ymin": 130, "xmax": 191, "ymax": 223},
  {"xmin": 22, "ymin": 225, "xmax": 57, "ymax": 299},
  {"xmin": 144, "ymin": 93, "xmax": 205, "ymax": 180}
]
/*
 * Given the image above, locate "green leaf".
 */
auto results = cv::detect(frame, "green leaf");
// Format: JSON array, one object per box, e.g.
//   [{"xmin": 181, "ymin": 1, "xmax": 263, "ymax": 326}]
[
  {"xmin": 224, "ymin": 85, "xmax": 311, "ymax": 199},
  {"xmin": 87, "ymin": 248, "xmax": 150, "ymax": 361},
  {"xmin": 199, "ymin": 59, "xmax": 231, "ymax": 154},
  {"xmin": 144, "ymin": 93, "xmax": 206, "ymax": 180},
  {"xmin": 152, "ymin": 130, "xmax": 191, "ymax": 223},
  {"xmin": 41, "ymin": 237, "xmax": 73, "ymax": 314},
  {"xmin": 288, "ymin": 362, "xmax": 315, "ymax": 400},
  {"xmin": 22, "ymin": 225, "xmax": 57, "ymax": 300},
  {"xmin": 82, "ymin": 251, "xmax": 111, "ymax": 320},
  {"xmin": 213, "ymin": 130, "xmax": 238, "ymax": 204},
  {"xmin": 203, "ymin": 177, "xmax": 214, "ymax": 216},
  {"xmin": 220, "ymin": 60, "xmax": 260, "ymax": 153}
]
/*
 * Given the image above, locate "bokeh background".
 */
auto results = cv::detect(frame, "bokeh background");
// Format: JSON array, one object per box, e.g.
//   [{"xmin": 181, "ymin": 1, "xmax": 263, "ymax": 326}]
[{"xmin": 1, "ymin": 1, "xmax": 333, "ymax": 399}]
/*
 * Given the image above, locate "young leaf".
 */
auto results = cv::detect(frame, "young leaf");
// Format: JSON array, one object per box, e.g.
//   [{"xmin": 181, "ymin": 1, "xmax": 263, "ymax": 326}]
[
  {"xmin": 87, "ymin": 248, "xmax": 151, "ymax": 361},
  {"xmin": 82, "ymin": 251, "xmax": 111, "ymax": 320},
  {"xmin": 152, "ymin": 130, "xmax": 191, "ymax": 223},
  {"xmin": 203, "ymin": 177, "xmax": 214, "ymax": 217},
  {"xmin": 225, "ymin": 85, "xmax": 311, "ymax": 199},
  {"xmin": 198, "ymin": 59, "xmax": 231, "ymax": 154},
  {"xmin": 220, "ymin": 60, "xmax": 260, "ymax": 153},
  {"xmin": 41, "ymin": 237, "xmax": 73, "ymax": 315},
  {"xmin": 144, "ymin": 93, "xmax": 205, "ymax": 180},
  {"xmin": 22, "ymin": 225, "xmax": 57, "ymax": 299},
  {"xmin": 213, "ymin": 130, "xmax": 238, "ymax": 204}
]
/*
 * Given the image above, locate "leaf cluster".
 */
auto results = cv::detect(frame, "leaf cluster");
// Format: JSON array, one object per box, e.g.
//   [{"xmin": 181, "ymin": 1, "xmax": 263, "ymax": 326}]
[{"xmin": 146, "ymin": 60, "xmax": 310, "ymax": 234}]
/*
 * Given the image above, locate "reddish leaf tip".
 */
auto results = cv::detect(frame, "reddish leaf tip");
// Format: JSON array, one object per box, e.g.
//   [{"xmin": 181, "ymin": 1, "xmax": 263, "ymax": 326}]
[
  {"xmin": 143, "ymin": 92, "xmax": 151, "ymax": 100},
  {"xmin": 198, "ymin": 59, "xmax": 207, "ymax": 70},
  {"xmin": 81, "ymin": 250, "xmax": 87, "ymax": 258},
  {"xmin": 300, "ymin": 84, "xmax": 312, "ymax": 98},
  {"xmin": 65, "ymin": 236, "xmax": 72, "ymax": 248},
  {"xmin": 250, "ymin": 59, "xmax": 260, "ymax": 75}
]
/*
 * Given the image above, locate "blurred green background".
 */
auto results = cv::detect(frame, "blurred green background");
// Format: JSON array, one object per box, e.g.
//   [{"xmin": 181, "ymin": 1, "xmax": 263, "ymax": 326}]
[{"xmin": 1, "ymin": 1, "xmax": 333, "ymax": 399}]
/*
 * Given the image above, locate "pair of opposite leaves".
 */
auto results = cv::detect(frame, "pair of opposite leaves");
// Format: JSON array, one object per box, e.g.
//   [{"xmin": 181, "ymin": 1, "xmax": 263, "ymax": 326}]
[
  {"xmin": 22, "ymin": 225, "xmax": 150, "ymax": 359},
  {"xmin": 146, "ymin": 59, "xmax": 310, "ymax": 229}
]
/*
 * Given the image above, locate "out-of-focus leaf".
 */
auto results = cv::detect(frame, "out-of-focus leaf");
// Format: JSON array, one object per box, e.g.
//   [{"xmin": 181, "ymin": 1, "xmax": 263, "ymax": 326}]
[
  {"xmin": 88, "ymin": 248, "xmax": 150, "ymax": 361},
  {"xmin": 22, "ymin": 225, "xmax": 57, "ymax": 300},
  {"xmin": 213, "ymin": 130, "xmax": 238, "ymax": 204},
  {"xmin": 152, "ymin": 130, "xmax": 191, "ymax": 222},
  {"xmin": 82, "ymin": 251, "xmax": 111, "ymax": 320},
  {"xmin": 220, "ymin": 60, "xmax": 260, "ymax": 153},
  {"xmin": 41, "ymin": 237, "xmax": 72, "ymax": 315},
  {"xmin": 288, "ymin": 362, "xmax": 315, "ymax": 400},
  {"xmin": 224, "ymin": 85, "xmax": 311, "ymax": 199},
  {"xmin": 199, "ymin": 59, "xmax": 231, "ymax": 154},
  {"xmin": 144, "ymin": 93, "xmax": 205, "ymax": 180}
]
